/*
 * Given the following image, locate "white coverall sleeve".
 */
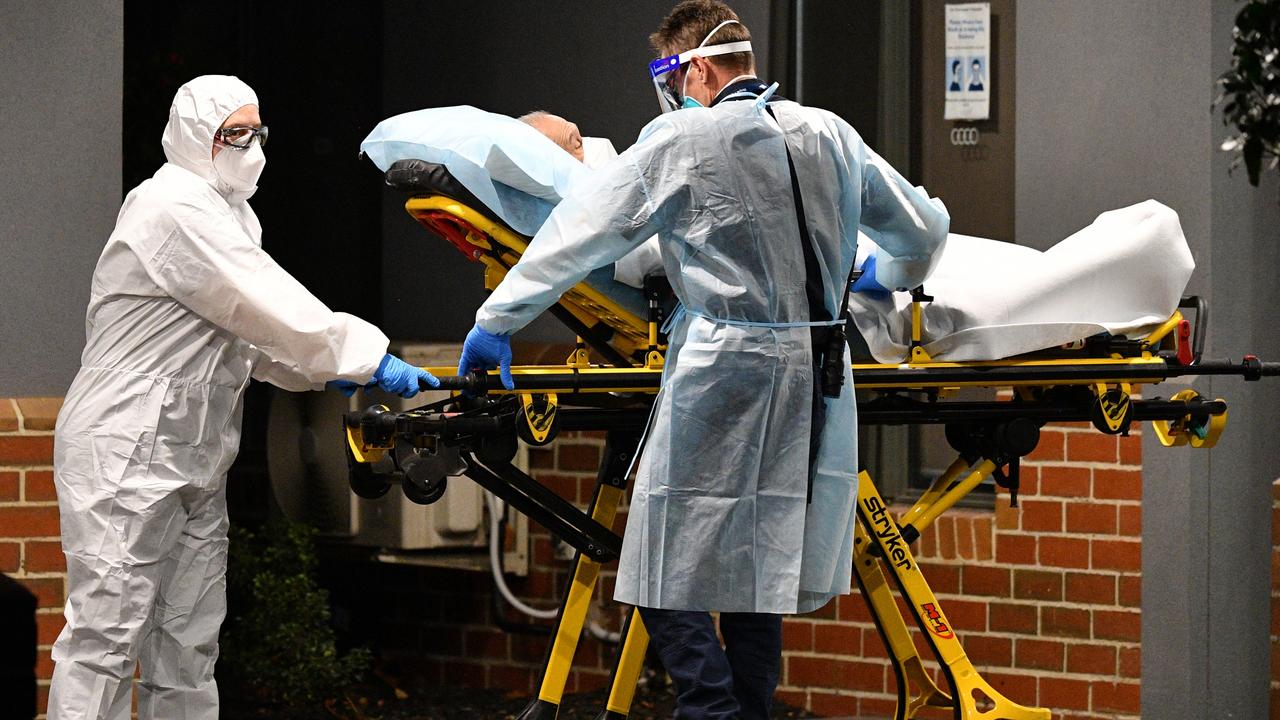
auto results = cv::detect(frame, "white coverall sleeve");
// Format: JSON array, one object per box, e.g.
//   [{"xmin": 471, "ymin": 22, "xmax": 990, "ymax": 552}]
[
  {"xmin": 476, "ymin": 124, "xmax": 677, "ymax": 335},
  {"xmin": 250, "ymin": 352, "xmax": 327, "ymax": 392},
  {"xmin": 137, "ymin": 199, "xmax": 389, "ymax": 387},
  {"xmin": 857, "ymin": 145, "xmax": 950, "ymax": 291}
]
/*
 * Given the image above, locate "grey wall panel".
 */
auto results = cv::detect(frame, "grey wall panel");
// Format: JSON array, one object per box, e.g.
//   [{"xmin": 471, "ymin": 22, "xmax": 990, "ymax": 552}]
[
  {"xmin": 1204, "ymin": 0, "xmax": 1280, "ymax": 714},
  {"xmin": 0, "ymin": 3, "xmax": 123, "ymax": 395},
  {"xmin": 1014, "ymin": 0, "xmax": 1212, "ymax": 267},
  {"xmin": 1020, "ymin": 1, "xmax": 1279, "ymax": 714},
  {"xmin": 379, "ymin": 0, "xmax": 770, "ymax": 344},
  {"xmin": 1140, "ymin": 422, "xmax": 1212, "ymax": 714}
]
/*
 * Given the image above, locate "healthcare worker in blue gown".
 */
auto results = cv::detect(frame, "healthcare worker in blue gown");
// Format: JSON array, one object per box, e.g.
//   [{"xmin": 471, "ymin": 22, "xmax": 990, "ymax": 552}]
[
  {"xmin": 48, "ymin": 75, "xmax": 436, "ymax": 720},
  {"xmin": 457, "ymin": 2, "xmax": 949, "ymax": 718}
]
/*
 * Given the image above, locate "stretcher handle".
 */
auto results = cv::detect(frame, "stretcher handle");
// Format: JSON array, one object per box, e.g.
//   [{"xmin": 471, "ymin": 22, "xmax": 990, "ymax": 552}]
[
  {"xmin": 1179, "ymin": 357, "xmax": 1280, "ymax": 381},
  {"xmin": 421, "ymin": 371, "xmax": 662, "ymax": 394},
  {"xmin": 425, "ymin": 358, "xmax": 1280, "ymax": 395},
  {"xmin": 427, "ymin": 374, "xmax": 476, "ymax": 393},
  {"xmin": 1178, "ymin": 296, "xmax": 1208, "ymax": 364}
]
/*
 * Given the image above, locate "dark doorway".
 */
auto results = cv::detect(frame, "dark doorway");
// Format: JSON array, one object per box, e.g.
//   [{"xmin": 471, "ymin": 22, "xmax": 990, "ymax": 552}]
[{"xmin": 122, "ymin": 2, "xmax": 384, "ymax": 325}]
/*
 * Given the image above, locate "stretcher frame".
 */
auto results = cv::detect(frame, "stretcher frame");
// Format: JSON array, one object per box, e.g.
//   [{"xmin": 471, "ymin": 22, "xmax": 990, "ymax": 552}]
[{"xmin": 342, "ymin": 180, "xmax": 1276, "ymax": 719}]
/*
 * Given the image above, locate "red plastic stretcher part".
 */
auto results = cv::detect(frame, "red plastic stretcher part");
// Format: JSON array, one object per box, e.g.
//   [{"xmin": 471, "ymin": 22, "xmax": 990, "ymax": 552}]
[
  {"xmin": 416, "ymin": 211, "xmax": 485, "ymax": 262},
  {"xmin": 1176, "ymin": 319, "xmax": 1193, "ymax": 365}
]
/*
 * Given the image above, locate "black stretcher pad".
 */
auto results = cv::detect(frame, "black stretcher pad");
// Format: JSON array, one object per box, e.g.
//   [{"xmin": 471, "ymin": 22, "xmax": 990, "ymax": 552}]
[{"xmin": 383, "ymin": 159, "xmax": 523, "ymax": 237}]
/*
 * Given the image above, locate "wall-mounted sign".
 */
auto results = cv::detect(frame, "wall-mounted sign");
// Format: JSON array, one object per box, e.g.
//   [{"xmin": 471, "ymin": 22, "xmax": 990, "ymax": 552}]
[{"xmin": 944, "ymin": 2, "xmax": 990, "ymax": 121}]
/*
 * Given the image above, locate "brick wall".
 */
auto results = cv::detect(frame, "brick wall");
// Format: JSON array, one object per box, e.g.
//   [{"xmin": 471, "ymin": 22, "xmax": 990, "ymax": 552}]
[
  {"xmin": 774, "ymin": 423, "xmax": 1143, "ymax": 719},
  {"xmin": 1, "ymin": 398, "xmax": 66, "ymax": 717}
]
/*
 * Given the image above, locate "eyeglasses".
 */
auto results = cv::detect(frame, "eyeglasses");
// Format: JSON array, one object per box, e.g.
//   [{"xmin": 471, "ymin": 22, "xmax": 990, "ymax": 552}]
[{"xmin": 215, "ymin": 125, "xmax": 269, "ymax": 149}]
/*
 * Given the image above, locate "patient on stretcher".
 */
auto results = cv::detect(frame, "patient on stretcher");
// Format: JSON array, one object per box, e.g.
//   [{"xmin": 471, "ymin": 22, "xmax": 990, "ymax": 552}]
[
  {"xmin": 361, "ymin": 106, "xmax": 1194, "ymax": 364},
  {"xmin": 518, "ymin": 111, "xmax": 585, "ymax": 162},
  {"xmin": 518, "ymin": 110, "xmax": 665, "ymax": 287}
]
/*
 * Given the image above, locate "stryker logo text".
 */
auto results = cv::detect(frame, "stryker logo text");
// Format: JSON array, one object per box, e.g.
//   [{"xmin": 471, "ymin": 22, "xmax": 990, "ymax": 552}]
[{"xmin": 864, "ymin": 496, "xmax": 912, "ymax": 571}]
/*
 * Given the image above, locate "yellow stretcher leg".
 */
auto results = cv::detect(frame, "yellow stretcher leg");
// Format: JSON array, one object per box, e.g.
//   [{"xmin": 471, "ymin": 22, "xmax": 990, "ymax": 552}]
[
  {"xmin": 853, "ymin": 522, "xmax": 953, "ymax": 718},
  {"xmin": 898, "ymin": 459, "xmax": 998, "ymax": 546},
  {"xmin": 857, "ymin": 471, "xmax": 1050, "ymax": 720},
  {"xmin": 897, "ymin": 456, "xmax": 972, "ymax": 530},
  {"xmin": 520, "ymin": 483, "xmax": 626, "ymax": 720},
  {"xmin": 599, "ymin": 608, "xmax": 651, "ymax": 719}
]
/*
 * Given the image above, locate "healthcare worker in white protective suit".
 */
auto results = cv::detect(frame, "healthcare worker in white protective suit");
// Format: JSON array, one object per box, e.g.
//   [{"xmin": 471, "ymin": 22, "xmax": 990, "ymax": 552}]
[
  {"xmin": 456, "ymin": 2, "xmax": 948, "ymax": 718},
  {"xmin": 48, "ymin": 75, "xmax": 437, "ymax": 720}
]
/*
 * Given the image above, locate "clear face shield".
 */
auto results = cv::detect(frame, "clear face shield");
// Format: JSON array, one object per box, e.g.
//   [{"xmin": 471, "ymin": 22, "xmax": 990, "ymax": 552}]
[{"xmin": 648, "ymin": 19, "xmax": 753, "ymax": 113}]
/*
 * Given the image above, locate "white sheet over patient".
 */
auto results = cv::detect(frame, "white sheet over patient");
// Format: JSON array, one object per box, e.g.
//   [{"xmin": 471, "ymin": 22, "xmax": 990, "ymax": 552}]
[{"xmin": 849, "ymin": 200, "xmax": 1194, "ymax": 363}]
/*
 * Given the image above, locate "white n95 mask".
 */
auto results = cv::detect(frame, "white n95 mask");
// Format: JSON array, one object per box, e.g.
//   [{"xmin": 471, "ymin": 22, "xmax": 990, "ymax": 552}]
[
  {"xmin": 581, "ymin": 136, "xmax": 619, "ymax": 171},
  {"xmin": 213, "ymin": 144, "xmax": 265, "ymax": 203}
]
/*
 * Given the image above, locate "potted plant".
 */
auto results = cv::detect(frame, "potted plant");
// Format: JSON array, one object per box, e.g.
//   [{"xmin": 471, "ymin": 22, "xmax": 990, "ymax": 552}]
[{"xmin": 1217, "ymin": 0, "xmax": 1280, "ymax": 190}]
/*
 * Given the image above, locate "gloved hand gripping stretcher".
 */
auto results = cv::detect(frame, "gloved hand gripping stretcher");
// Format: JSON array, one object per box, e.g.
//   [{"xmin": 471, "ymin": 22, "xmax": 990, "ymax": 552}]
[{"xmin": 347, "ymin": 107, "xmax": 1279, "ymax": 720}]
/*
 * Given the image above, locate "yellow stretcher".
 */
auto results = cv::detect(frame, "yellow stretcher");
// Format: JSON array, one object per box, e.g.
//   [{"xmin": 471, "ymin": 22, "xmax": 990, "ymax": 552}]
[{"xmin": 344, "ymin": 160, "xmax": 1276, "ymax": 720}]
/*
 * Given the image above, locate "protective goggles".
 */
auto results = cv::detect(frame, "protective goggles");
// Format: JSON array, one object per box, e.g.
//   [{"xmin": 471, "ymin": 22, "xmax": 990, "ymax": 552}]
[
  {"xmin": 648, "ymin": 40, "xmax": 753, "ymax": 113},
  {"xmin": 214, "ymin": 125, "xmax": 269, "ymax": 149}
]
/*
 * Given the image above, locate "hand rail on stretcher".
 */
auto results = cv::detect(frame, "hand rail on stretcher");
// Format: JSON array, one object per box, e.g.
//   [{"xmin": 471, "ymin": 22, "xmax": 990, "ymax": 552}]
[{"xmin": 344, "ymin": 169, "xmax": 1280, "ymax": 719}]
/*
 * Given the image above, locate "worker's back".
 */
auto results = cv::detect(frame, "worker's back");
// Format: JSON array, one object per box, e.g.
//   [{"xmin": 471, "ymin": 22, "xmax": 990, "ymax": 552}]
[{"xmin": 623, "ymin": 96, "xmax": 864, "ymax": 326}]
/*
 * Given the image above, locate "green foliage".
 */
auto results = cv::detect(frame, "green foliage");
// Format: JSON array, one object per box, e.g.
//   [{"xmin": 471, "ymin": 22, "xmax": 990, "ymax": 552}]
[
  {"xmin": 220, "ymin": 520, "xmax": 371, "ymax": 713},
  {"xmin": 1217, "ymin": 0, "xmax": 1280, "ymax": 188}
]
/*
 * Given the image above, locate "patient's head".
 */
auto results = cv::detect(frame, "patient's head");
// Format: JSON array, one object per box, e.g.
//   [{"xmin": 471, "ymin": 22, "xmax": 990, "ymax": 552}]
[{"xmin": 519, "ymin": 111, "xmax": 584, "ymax": 162}]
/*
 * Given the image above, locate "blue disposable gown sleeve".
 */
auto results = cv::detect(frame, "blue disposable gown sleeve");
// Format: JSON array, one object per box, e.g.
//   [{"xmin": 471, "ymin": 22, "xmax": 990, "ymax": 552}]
[
  {"xmin": 475, "ymin": 122, "xmax": 680, "ymax": 335},
  {"xmin": 856, "ymin": 145, "xmax": 950, "ymax": 291},
  {"xmin": 130, "ymin": 198, "xmax": 389, "ymax": 388}
]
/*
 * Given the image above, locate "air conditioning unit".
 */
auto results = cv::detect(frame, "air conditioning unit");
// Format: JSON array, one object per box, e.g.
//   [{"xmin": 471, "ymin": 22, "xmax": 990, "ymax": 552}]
[{"xmin": 266, "ymin": 342, "xmax": 528, "ymax": 571}]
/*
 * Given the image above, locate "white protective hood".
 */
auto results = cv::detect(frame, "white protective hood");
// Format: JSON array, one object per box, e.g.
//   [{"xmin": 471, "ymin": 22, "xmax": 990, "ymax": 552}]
[{"xmin": 162, "ymin": 74, "xmax": 259, "ymax": 199}]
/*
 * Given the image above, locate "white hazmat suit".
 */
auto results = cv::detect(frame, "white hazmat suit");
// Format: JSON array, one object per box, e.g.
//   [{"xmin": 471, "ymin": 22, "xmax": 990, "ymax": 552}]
[
  {"xmin": 477, "ymin": 87, "xmax": 948, "ymax": 614},
  {"xmin": 49, "ymin": 75, "xmax": 388, "ymax": 719}
]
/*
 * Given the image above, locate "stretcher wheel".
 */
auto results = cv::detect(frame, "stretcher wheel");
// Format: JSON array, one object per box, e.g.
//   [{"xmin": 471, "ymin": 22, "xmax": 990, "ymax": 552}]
[
  {"xmin": 403, "ymin": 475, "xmax": 448, "ymax": 505},
  {"xmin": 399, "ymin": 444, "xmax": 463, "ymax": 505},
  {"xmin": 348, "ymin": 460, "xmax": 391, "ymax": 499}
]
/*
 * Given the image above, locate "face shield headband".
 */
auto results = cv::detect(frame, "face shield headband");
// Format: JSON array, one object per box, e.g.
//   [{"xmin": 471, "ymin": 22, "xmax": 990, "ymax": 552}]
[{"xmin": 649, "ymin": 20, "xmax": 753, "ymax": 113}]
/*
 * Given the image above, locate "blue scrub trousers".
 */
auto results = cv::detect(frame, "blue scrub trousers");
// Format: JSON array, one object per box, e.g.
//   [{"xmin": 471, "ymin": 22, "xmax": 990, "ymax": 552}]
[{"xmin": 637, "ymin": 607, "xmax": 783, "ymax": 720}]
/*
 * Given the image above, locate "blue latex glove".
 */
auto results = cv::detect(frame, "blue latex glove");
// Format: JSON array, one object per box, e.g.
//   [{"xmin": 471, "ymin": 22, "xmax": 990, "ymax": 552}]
[
  {"xmin": 371, "ymin": 353, "xmax": 441, "ymax": 398},
  {"xmin": 457, "ymin": 324, "xmax": 515, "ymax": 390},
  {"xmin": 326, "ymin": 380, "xmax": 361, "ymax": 397},
  {"xmin": 850, "ymin": 255, "xmax": 891, "ymax": 300}
]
